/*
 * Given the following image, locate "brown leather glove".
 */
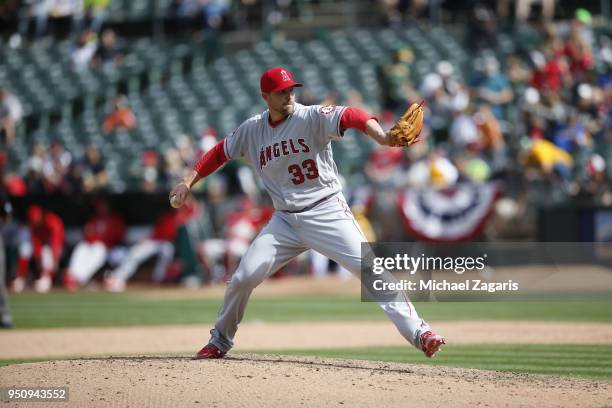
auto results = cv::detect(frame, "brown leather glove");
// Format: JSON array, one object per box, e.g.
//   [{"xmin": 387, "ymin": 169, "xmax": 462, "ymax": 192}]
[{"xmin": 388, "ymin": 102, "xmax": 424, "ymax": 147}]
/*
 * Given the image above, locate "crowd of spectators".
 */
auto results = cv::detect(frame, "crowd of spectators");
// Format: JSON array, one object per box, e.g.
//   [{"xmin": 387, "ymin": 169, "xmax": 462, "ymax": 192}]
[
  {"xmin": 374, "ymin": 7, "xmax": 611, "ymax": 206},
  {"xmin": 70, "ymin": 27, "xmax": 124, "ymax": 71},
  {"xmin": 0, "ymin": 102, "xmax": 258, "ymax": 198},
  {"xmin": 169, "ymin": 0, "xmax": 231, "ymax": 34},
  {"xmin": 9, "ymin": 140, "xmax": 109, "ymax": 194},
  {"xmin": 2, "ymin": 0, "xmax": 112, "ymax": 46},
  {"xmin": 0, "ymin": 6, "xmax": 609, "ymax": 210},
  {"xmin": 0, "ymin": 0, "xmax": 232, "ymax": 45},
  {"xmin": 380, "ymin": 0, "xmax": 559, "ymax": 26}
]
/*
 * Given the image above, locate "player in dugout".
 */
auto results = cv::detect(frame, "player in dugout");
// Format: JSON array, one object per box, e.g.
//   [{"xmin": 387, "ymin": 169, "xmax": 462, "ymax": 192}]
[{"xmin": 11, "ymin": 205, "xmax": 64, "ymax": 293}]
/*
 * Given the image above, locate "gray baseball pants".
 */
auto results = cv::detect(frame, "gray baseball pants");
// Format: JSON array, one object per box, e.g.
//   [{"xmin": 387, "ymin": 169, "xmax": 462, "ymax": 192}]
[{"xmin": 209, "ymin": 194, "xmax": 430, "ymax": 352}]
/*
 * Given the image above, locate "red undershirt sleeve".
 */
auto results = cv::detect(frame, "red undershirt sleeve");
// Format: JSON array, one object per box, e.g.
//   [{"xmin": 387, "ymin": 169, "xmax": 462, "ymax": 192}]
[
  {"xmin": 194, "ymin": 140, "xmax": 229, "ymax": 178},
  {"xmin": 340, "ymin": 107, "xmax": 378, "ymax": 133}
]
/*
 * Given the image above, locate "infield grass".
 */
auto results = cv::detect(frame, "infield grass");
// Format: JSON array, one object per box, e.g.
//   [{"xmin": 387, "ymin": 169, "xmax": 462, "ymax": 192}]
[
  {"xmin": 8, "ymin": 292, "xmax": 612, "ymax": 328},
  {"xmin": 2, "ymin": 345, "xmax": 611, "ymax": 380},
  {"xmin": 261, "ymin": 344, "xmax": 612, "ymax": 380}
]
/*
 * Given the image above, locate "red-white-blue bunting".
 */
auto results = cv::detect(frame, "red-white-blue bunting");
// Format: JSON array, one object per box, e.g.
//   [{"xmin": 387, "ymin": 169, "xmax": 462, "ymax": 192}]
[{"xmin": 398, "ymin": 183, "xmax": 501, "ymax": 242}]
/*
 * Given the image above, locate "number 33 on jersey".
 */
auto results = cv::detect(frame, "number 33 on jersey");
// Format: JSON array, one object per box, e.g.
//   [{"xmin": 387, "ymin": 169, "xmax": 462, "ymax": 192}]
[{"xmin": 223, "ymin": 103, "xmax": 347, "ymax": 211}]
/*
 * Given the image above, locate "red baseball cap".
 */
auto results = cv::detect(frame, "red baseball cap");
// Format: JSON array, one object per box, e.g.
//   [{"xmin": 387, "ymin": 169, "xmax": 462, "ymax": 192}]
[{"xmin": 260, "ymin": 67, "xmax": 303, "ymax": 93}]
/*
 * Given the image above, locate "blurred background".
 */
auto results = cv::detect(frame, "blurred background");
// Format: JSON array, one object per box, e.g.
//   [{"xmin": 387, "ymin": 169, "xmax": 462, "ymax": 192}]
[{"xmin": 0, "ymin": 0, "xmax": 611, "ymax": 296}]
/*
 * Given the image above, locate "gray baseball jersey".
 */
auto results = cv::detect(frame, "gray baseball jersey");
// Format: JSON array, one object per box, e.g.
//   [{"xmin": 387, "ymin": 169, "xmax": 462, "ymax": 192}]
[{"xmin": 223, "ymin": 103, "xmax": 346, "ymax": 211}]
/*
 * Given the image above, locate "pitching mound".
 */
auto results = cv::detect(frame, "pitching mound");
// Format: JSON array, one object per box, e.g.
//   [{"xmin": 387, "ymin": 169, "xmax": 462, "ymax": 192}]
[{"xmin": 2, "ymin": 354, "xmax": 610, "ymax": 407}]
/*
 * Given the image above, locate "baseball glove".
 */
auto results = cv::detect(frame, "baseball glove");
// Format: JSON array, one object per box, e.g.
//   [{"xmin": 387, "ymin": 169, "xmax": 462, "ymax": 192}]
[{"xmin": 388, "ymin": 102, "xmax": 424, "ymax": 147}]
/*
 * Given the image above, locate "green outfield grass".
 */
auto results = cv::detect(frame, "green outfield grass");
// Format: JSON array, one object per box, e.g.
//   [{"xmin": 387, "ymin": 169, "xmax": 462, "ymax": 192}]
[
  {"xmin": 7, "ymin": 292, "xmax": 612, "ymax": 328},
  {"xmin": 0, "ymin": 358, "xmax": 66, "ymax": 368},
  {"xmin": 260, "ymin": 344, "xmax": 612, "ymax": 379},
  {"xmin": 2, "ymin": 345, "xmax": 611, "ymax": 380}
]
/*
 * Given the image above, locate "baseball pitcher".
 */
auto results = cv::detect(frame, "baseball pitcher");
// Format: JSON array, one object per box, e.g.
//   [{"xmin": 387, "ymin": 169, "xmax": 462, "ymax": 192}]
[{"xmin": 169, "ymin": 67, "xmax": 444, "ymax": 359}]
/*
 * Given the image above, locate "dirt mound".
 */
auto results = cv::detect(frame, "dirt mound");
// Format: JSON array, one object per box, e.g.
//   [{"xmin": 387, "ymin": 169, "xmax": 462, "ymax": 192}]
[{"xmin": 1, "ymin": 354, "xmax": 610, "ymax": 407}]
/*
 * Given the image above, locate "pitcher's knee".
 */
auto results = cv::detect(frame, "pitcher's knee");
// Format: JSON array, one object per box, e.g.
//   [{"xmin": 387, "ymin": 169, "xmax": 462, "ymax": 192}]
[{"xmin": 230, "ymin": 266, "xmax": 266, "ymax": 290}]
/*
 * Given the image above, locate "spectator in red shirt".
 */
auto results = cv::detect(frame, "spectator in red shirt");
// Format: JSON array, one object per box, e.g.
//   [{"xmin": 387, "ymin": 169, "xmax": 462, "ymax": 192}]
[
  {"xmin": 102, "ymin": 95, "xmax": 136, "ymax": 134},
  {"xmin": 0, "ymin": 151, "xmax": 27, "ymax": 197},
  {"xmin": 63, "ymin": 198, "xmax": 126, "ymax": 291},
  {"xmin": 565, "ymin": 24, "xmax": 594, "ymax": 79},
  {"xmin": 12, "ymin": 206, "xmax": 64, "ymax": 293},
  {"xmin": 530, "ymin": 49, "xmax": 567, "ymax": 92},
  {"xmin": 104, "ymin": 200, "xmax": 197, "ymax": 292}
]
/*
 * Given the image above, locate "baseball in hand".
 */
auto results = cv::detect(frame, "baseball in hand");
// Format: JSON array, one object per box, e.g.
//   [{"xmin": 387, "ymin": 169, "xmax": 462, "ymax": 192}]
[{"xmin": 170, "ymin": 194, "xmax": 181, "ymax": 208}]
